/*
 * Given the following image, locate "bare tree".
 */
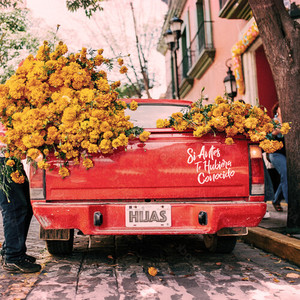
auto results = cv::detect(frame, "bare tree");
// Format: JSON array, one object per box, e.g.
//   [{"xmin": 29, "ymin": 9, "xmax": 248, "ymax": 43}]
[{"xmin": 248, "ymin": 0, "xmax": 300, "ymax": 232}]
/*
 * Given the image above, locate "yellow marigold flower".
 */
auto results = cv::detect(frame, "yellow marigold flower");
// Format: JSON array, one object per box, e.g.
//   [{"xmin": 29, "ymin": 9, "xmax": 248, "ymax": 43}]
[
  {"xmin": 117, "ymin": 58, "xmax": 124, "ymax": 66},
  {"xmin": 156, "ymin": 119, "xmax": 165, "ymax": 128},
  {"xmin": 215, "ymin": 96, "xmax": 226, "ymax": 104},
  {"xmin": 73, "ymin": 157, "xmax": 80, "ymax": 165},
  {"xmin": 11, "ymin": 170, "xmax": 25, "ymax": 184},
  {"xmin": 4, "ymin": 152, "xmax": 10, "ymax": 158},
  {"xmin": 119, "ymin": 66, "xmax": 128, "ymax": 74},
  {"xmin": 244, "ymin": 117, "xmax": 258, "ymax": 129},
  {"xmin": 129, "ymin": 100, "xmax": 138, "ymax": 111},
  {"xmin": 87, "ymin": 143, "xmax": 98, "ymax": 153},
  {"xmin": 193, "ymin": 125, "xmax": 211, "ymax": 137},
  {"xmin": 58, "ymin": 166, "xmax": 70, "ymax": 178},
  {"xmin": 6, "ymin": 159, "xmax": 15, "ymax": 167},
  {"xmin": 280, "ymin": 122, "xmax": 291, "ymax": 135},
  {"xmin": 43, "ymin": 149, "xmax": 50, "ymax": 156},
  {"xmin": 112, "ymin": 138, "xmax": 121, "ymax": 148},
  {"xmin": 37, "ymin": 160, "xmax": 50, "ymax": 170},
  {"xmin": 83, "ymin": 158, "xmax": 93, "ymax": 169},
  {"xmin": 118, "ymin": 133, "xmax": 128, "ymax": 146},
  {"xmin": 103, "ymin": 131, "xmax": 113, "ymax": 140},
  {"xmin": 225, "ymin": 137, "xmax": 234, "ymax": 145},
  {"xmin": 27, "ymin": 148, "xmax": 41, "ymax": 160},
  {"xmin": 139, "ymin": 131, "xmax": 151, "ymax": 142},
  {"xmin": 249, "ymin": 131, "xmax": 266, "ymax": 142},
  {"xmin": 192, "ymin": 113, "xmax": 204, "ymax": 124},
  {"xmin": 81, "ymin": 140, "xmax": 90, "ymax": 149},
  {"xmin": 259, "ymin": 139, "xmax": 283, "ymax": 153},
  {"xmin": 99, "ymin": 139, "xmax": 112, "ymax": 154},
  {"xmin": 100, "ymin": 121, "xmax": 111, "ymax": 132},
  {"xmin": 225, "ymin": 126, "xmax": 238, "ymax": 137}
]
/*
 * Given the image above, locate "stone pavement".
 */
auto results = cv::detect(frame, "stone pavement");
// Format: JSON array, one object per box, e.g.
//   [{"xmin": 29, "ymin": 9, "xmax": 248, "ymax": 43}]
[{"xmin": 243, "ymin": 202, "xmax": 300, "ymax": 267}]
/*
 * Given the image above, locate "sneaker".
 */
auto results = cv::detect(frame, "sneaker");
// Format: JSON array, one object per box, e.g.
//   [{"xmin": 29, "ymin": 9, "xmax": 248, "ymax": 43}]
[
  {"xmin": 263, "ymin": 211, "xmax": 270, "ymax": 219},
  {"xmin": 3, "ymin": 259, "xmax": 41, "ymax": 273},
  {"xmin": 24, "ymin": 254, "xmax": 36, "ymax": 263},
  {"xmin": 1, "ymin": 254, "xmax": 36, "ymax": 264}
]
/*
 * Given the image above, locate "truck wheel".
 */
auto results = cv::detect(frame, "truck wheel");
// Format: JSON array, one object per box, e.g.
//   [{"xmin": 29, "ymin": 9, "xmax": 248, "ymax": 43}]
[
  {"xmin": 46, "ymin": 229, "xmax": 74, "ymax": 255},
  {"xmin": 203, "ymin": 234, "xmax": 237, "ymax": 253}
]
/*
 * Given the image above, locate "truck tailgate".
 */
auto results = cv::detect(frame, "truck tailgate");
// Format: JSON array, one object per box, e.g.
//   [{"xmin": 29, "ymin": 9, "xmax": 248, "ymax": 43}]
[{"xmin": 45, "ymin": 132, "xmax": 250, "ymax": 201}]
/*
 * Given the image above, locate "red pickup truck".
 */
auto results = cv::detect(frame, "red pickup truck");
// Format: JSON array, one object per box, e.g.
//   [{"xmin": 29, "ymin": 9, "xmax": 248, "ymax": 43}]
[{"xmin": 30, "ymin": 99, "xmax": 266, "ymax": 255}]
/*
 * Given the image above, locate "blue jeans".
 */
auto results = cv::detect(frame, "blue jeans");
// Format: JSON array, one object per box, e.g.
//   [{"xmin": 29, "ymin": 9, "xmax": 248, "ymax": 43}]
[
  {"xmin": 268, "ymin": 153, "xmax": 288, "ymax": 204},
  {"xmin": 0, "ymin": 159, "xmax": 32, "ymax": 263},
  {"xmin": 263, "ymin": 161, "xmax": 274, "ymax": 202}
]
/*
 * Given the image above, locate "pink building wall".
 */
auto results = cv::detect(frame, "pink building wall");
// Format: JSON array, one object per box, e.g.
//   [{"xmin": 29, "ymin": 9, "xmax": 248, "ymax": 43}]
[{"xmin": 178, "ymin": 0, "xmax": 247, "ymax": 102}]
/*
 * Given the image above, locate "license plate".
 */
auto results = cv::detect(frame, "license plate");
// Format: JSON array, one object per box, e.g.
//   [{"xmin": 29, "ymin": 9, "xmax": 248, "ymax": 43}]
[{"xmin": 125, "ymin": 204, "xmax": 171, "ymax": 227}]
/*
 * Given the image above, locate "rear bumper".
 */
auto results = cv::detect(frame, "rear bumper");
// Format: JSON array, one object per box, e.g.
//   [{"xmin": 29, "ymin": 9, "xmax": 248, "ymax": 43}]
[{"xmin": 31, "ymin": 201, "xmax": 266, "ymax": 235}]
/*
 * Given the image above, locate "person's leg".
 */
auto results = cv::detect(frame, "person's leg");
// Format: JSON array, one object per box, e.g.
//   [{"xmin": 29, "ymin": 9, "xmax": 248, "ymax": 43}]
[
  {"xmin": 0, "ymin": 179, "xmax": 31, "ymax": 262},
  {"xmin": 269, "ymin": 153, "xmax": 288, "ymax": 204}
]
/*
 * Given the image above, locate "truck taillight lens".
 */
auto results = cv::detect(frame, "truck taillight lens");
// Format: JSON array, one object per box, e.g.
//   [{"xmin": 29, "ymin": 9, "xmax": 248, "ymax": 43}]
[
  {"xmin": 249, "ymin": 145, "xmax": 264, "ymax": 195},
  {"xmin": 29, "ymin": 164, "xmax": 45, "ymax": 199}
]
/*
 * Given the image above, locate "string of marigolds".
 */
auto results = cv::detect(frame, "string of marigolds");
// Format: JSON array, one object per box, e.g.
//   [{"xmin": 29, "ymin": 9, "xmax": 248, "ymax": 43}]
[
  {"xmin": 156, "ymin": 96, "xmax": 291, "ymax": 153},
  {"xmin": 0, "ymin": 41, "xmax": 150, "ymax": 186}
]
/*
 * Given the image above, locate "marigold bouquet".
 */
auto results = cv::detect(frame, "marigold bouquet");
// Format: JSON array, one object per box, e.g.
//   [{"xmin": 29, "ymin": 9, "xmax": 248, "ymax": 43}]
[
  {"xmin": 156, "ymin": 96, "xmax": 290, "ymax": 152},
  {"xmin": 0, "ymin": 41, "xmax": 150, "ymax": 184}
]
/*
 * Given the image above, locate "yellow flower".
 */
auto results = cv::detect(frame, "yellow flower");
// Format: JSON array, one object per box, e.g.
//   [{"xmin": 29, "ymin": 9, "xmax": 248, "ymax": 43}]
[
  {"xmin": 6, "ymin": 159, "xmax": 15, "ymax": 167},
  {"xmin": 259, "ymin": 139, "xmax": 283, "ymax": 153},
  {"xmin": 11, "ymin": 170, "xmax": 25, "ymax": 184},
  {"xmin": 280, "ymin": 122, "xmax": 291, "ymax": 135},
  {"xmin": 129, "ymin": 100, "xmax": 138, "ymax": 111},
  {"xmin": 27, "ymin": 148, "xmax": 41, "ymax": 160},
  {"xmin": 119, "ymin": 66, "xmax": 128, "ymax": 74},
  {"xmin": 225, "ymin": 137, "xmax": 234, "ymax": 145},
  {"xmin": 117, "ymin": 58, "xmax": 124, "ymax": 66},
  {"xmin": 83, "ymin": 158, "xmax": 93, "ymax": 169},
  {"xmin": 139, "ymin": 131, "xmax": 151, "ymax": 142},
  {"xmin": 37, "ymin": 160, "xmax": 50, "ymax": 170},
  {"xmin": 58, "ymin": 166, "xmax": 70, "ymax": 178}
]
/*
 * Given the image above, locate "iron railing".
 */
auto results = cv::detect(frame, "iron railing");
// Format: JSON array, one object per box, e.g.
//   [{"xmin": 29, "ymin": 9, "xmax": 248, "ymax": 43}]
[{"xmin": 178, "ymin": 21, "xmax": 214, "ymax": 86}]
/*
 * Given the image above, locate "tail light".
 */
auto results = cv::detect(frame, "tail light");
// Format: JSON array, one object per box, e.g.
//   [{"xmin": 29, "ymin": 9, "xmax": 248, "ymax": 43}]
[
  {"xmin": 249, "ymin": 145, "xmax": 264, "ymax": 195},
  {"xmin": 29, "ymin": 164, "xmax": 45, "ymax": 199}
]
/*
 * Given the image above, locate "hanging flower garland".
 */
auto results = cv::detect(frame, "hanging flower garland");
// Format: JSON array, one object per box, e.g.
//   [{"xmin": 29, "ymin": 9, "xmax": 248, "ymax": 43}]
[
  {"xmin": 0, "ymin": 41, "xmax": 150, "ymax": 184},
  {"xmin": 231, "ymin": 21, "xmax": 259, "ymax": 95}
]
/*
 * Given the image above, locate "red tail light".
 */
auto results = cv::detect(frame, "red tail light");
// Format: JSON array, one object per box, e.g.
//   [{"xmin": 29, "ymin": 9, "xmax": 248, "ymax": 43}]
[
  {"xmin": 249, "ymin": 145, "xmax": 264, "ymax": 195},
  {"xmin": 29, "ymin": 164, "xmax": 45, "ymax": 199}
]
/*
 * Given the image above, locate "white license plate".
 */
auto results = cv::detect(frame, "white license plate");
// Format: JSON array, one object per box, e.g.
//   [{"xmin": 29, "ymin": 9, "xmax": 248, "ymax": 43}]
[{"xmin": 125, "ymin": 204, "xmax": 171, "ymax": 227}]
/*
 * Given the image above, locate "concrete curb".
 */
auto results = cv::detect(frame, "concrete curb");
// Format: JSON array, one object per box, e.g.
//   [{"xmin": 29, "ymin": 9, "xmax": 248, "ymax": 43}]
[{"xmin": 242, "ymin": 227, "xmax": 300, "ymax": 267}]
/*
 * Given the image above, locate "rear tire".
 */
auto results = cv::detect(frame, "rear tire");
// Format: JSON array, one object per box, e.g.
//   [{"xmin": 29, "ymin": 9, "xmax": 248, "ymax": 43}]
[
  {"xmin": 46, "ymin": 229, "xmax": 74, "ymax": 255},
  {"xmin": 203, "ymin": 234, "xmax": 237, "ymax": 253}
]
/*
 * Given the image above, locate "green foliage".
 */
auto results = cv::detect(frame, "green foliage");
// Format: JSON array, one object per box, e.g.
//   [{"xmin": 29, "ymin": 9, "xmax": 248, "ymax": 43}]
[
  {"xmin": 0, "ymin": 0, "xmax": 22, "ymax": 8},
  {"xmin": 0, "ymin": 9, "xmax": 40, "ymax": 83},
  {"xmin": 66, "ymin": 0, "xmax": 103, "ymax": 18}
]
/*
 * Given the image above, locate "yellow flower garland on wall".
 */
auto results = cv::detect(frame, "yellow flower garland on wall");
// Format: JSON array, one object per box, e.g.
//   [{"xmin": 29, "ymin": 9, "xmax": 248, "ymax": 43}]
[
  {"xmin": 232, "ymin": 21, "xmax": 259, "ymax": 95},
  {"xmin": 0, "ymin": 41, "xmax": 150, "ymax": 183}
]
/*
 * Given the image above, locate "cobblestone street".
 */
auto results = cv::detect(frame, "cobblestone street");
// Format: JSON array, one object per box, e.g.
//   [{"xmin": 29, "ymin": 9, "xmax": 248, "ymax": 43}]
[{"xmin": 1, "ymin": 216, "xmax": 300, "ymax": 299}]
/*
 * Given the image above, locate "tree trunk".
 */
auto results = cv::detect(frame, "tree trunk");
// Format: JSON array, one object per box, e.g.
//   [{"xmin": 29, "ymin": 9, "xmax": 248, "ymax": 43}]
[{"xmin": 248, "ymin": 0, "xmax": 300, "ymax": 230}]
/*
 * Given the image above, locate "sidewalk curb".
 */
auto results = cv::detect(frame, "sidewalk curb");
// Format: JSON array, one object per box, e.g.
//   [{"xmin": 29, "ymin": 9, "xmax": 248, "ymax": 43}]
[{"xmin": 242, "ymin": 227, "xmax": 300, "ymax": 267}]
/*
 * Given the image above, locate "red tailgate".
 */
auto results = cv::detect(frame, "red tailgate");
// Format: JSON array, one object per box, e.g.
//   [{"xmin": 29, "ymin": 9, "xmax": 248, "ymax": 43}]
[{"xmin": 45, "ymin": 132, "xmax": 249, "ymax": 201}]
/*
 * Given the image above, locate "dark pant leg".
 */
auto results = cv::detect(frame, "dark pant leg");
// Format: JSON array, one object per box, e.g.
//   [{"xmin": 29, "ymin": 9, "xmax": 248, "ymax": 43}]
[{"xmin": 0, "ymin": 176, "xmax": 32, "ymax": 262}]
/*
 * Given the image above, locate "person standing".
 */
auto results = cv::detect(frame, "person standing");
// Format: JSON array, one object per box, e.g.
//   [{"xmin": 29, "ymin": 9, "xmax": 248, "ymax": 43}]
[
  {"xmin": 268, "ymin": 102, "xmax": 288, "ymax": 212},
  {"xmin": 0, "ymin": 123, "xmax": 41, "ymax": 273}
]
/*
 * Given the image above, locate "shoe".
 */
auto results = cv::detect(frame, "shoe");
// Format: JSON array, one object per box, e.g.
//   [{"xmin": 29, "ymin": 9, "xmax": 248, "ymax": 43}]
[
  {"xmin": 272, "ymin": 202, "xmax": 283, "ymax": 212},
  {"xmin": 1, "ymin": 254, "xmax": 36, "ymax": 264},
  {"xmin": 263, "ymin": 211, "xmax": 270, "ymax": 219},
  {"xmin": 24, "ymin": 254, "xmax": 36, "ymax": 263},
  {"xmin": 3, "ymin": 259, "xmax": 41, "ymax": 273}
]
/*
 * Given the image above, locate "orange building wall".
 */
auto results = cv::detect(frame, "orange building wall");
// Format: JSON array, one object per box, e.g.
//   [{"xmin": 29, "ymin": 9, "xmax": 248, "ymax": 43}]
[{"xmin": 179, "ymin": 0, "xmax": 247, "ymax": 103}]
